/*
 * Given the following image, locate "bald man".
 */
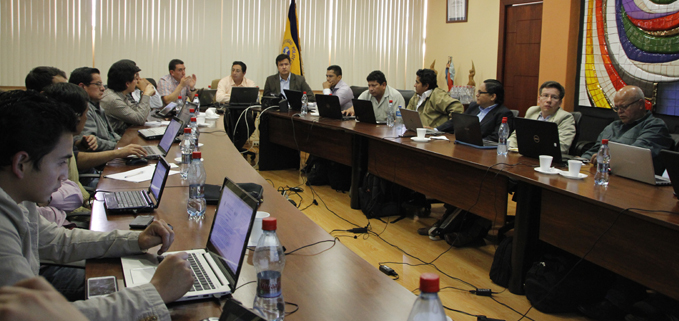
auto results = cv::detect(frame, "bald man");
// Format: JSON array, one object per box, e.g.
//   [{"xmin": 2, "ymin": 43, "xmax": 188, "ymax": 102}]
[{"xmin": 582, "ymin": 85, "xmax": 672, "ymax": 173}]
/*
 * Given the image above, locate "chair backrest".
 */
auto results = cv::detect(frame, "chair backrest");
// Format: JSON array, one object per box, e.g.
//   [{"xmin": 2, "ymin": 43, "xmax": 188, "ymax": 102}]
[
  {"xmin": 576, "ymin": 107, "xmax": 617, "ymax": 142},
  {"xmin": 568, "ymin": 111, "xmax": 583, "ymax": 156},
  {"xmin": 398, "ymin": 89, "xmax": 415, "ymax": 106},
  {"xmin": 211, "ymin": 79, "xmax": 220, "ymax": 90},
  {"xmin": 671, "ymin": 133, "xmax": 679, "ymax": 152},
  {"xmin": 350, "ymin": 86, "xmax": 368, "ymax": 99},
  {"xmin": 146, "ymin": 78, "xmax": 157, "ymax": 88},
  {"xmin": 511, "ymin": 109, "xmax": 519, "ymax": 118}
]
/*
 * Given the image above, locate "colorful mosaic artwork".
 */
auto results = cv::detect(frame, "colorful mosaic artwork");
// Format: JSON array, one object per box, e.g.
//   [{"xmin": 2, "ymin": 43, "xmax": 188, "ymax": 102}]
[{"xmin": 578, "ymin": 0, "xmax": 679, "ymax": 115}]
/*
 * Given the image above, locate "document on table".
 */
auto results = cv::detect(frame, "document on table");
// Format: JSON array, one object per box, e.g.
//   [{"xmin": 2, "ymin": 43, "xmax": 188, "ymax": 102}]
[
  {"xmin": 104, "ymin": 163, "xmax": 179, "ymax": 183},
  {"xmin": 144, "ymin": 120, "xmax": 170, "ymax": 127}
]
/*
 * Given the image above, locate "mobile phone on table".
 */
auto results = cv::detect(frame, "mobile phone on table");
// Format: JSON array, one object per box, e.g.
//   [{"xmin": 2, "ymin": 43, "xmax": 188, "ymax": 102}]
[
  {"xmin": 129, "ymin": 215, "xmax": 154, "ymax": 229},
  {"xmin": 87, "ymin": 276, "xmax": 118, "ymax": 298}
]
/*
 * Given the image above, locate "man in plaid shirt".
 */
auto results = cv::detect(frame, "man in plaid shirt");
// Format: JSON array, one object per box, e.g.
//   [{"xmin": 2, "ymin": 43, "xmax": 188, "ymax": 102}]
[{"xmin": 157, "ymin": 59, "xmax": 198, "ymax": 106}]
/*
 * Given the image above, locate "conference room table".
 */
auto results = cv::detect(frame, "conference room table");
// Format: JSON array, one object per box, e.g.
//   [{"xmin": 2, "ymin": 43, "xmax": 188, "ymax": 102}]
[
  {"xmin": 258, "ymin": 109, "xmax": 679, "ymax": 300},
  {"xmin": 86, "ymin": 117, "xmax": 417, "ymax": 320}
]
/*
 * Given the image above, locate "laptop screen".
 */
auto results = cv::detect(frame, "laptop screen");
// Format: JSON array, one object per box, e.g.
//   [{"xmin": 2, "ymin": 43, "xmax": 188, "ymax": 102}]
[
  {"xmin": 149, "ymin": 158, "xmax": 169, "ymax": 201},
  {"xmin": 158, "ymin": 119, "xmax": 181, "ymax": 152}
]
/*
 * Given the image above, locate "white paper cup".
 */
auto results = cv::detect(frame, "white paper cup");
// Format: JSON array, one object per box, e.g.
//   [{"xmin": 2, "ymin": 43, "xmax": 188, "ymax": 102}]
[
  {"xmin": 206, "ymin": 107, "xmax": 217, "ymax": 116},
  {"xmin": 568, "ymin": 160, "xmax": 582, "ymax": 177},
  {"xmin": 416, "ymin": 128, "xmax": 427, "ymax": 139},
  {"xmin": 539, "ymin": 155, "xmax": 553, "ymax": 171},
  {"xmin": 249, "ymin": 211, "xmax": 271, "ymax": 246}
]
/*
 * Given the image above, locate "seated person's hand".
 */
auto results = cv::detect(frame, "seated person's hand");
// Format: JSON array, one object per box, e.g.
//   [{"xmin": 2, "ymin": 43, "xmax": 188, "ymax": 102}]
[
  {"xmin": 0, "ymin": 277, "xmax": 88, "ymax": 321},
  {"xmin": 142, "ymin": 83, "xmax": 156, "ymax": 96},
  {"xmin": 138, "ymin": 219, "xmax": 175, "ymax": 255},
  {"xmin": 590, "ymin": 154, "xmax": 598, "ymax": 165},
  {"xmin": 136, "ymin": 78, "xmax": 150, "ymax": 91},
  {"xmin": 149, "ymin": 252, "xmax": 193, "ymax": 303},
  {"xmin": 116, "ymin": 144, "xmax": 148, "ymax": 158},
  {"xmin": 322, "ymin": 81, "xmax": 331, "ymax": 89},
  {"xmin": 423, "ymin": 126, "xmax": 433, "ymax": 129},
  {"xmin": 342, "ymin": 106, "xmax": 355, "ymax": 116},
  {"xmin": 83, "ymin": 135, "xmax": 98, "ymax": 151}
]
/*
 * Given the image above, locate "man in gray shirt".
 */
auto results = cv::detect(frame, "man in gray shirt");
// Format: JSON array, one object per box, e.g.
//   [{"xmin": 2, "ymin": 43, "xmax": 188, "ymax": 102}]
[{"xmin": 100, "ymin": 60, "xmax": 155, "ymax": 135}]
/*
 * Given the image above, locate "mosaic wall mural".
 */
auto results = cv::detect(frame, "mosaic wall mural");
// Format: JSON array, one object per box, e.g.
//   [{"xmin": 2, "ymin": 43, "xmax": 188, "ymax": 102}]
[{"xmin": 578, "ymin": 0, "xmax": 679, "ymax": 116}]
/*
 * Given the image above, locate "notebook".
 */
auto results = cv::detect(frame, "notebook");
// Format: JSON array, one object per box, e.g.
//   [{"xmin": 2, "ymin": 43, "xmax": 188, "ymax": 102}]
[
  {"xmin": 121, "ymin": 176, "xmax": 260, "ymax": 301},
  {"xmin": 659, "ymin": 150, "xmax": 679, "ymax": 194},
  {"xmin": 316, "ymin": 94, "xmax": 355, "ymax": 120},
  {"xmin": 609, "ymin": 142, "xmax": 671, "ymax": 186},
  {"xmin": 400, "ymin": 108, "xmax": 443, "ymax": 136},
  {"xmin": 514, "ymin": 117, "xmax": 565, "ymax": 163},
  {"xmin": 136, "ymin": 118, "xmax": 182, "ymax": 158},
  {"xmin": 104, "ymin": 157, "xmax": 170, "ymax": 214},
  {"xmin": 353, "ymin": 99, "xmax": 385, "ymax": 124},
  {"xmin": 283, "ymin": 89, "xmax": 303, "ymax": 110},
  {"xmin": 450, "ymin": 113, "xmax": 498, "ymax": 149},
  {"xmin": 229, "ymin": 87, "xmax": 259, "ymax": 107}
]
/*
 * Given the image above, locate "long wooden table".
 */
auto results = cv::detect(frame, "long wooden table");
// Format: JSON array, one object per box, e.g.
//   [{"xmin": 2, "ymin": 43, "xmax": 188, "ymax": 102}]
[
  {"xmin": 258, "ymin": 110, "xmax": 679, "ymax": 300},
  {"xmin": 86, "ymin": 117, "xmax": 417, "ymax": 320}
]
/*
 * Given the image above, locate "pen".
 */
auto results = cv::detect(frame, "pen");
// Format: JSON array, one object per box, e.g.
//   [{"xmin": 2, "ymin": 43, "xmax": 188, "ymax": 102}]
[{"xmin": 124, "ymin": 171, "xmax": 143, "ymax": 178}]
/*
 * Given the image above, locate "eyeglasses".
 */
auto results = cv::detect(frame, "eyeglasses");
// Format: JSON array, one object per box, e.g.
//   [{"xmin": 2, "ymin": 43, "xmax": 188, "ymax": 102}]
[
  {"xmin": 539, "ymin": 93, "xmax": 560, "ymax": 101},
  {"xmin": 477, "ymin": 90, "xmax": 489, "ymax": 96},
  {"xmin": 612, "ymin": 99, "xmax": 641, "ymax": 112},
  {"xmin": 88, "ymin": 82, "xmax": 104, "ymax": 88}
]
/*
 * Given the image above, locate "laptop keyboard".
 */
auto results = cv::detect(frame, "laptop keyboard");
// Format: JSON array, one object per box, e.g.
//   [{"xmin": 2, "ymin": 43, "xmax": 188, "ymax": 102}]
[
  {"xmin": 142, "ymin": 146, "xmax": 158, "ymax": 154},
  {"xmin": 187, "ymin": 253, "xmax": 215, "ymax": 292},
  {"xmin": 114, "ymin": 191, "xmax": 147, "ymax": 208}
]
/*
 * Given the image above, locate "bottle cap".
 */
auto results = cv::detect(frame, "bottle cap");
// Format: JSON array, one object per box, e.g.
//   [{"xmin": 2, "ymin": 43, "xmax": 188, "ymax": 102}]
[
  {"xmin": 191, "ymin": 117, "xmax": 197, "ymax": 122},
  {"xmin": 192, "ymin": 151, "xmax": 201, "ymax": 159},
  {"xmin": 419, "ymin": 273, "xmax": 439, "ymax": 293},
  {"xmin": 262, "ymin": 217, "xmax": 277, "ymax": 231},
  {"xmin": 208, "ymin": 85, "xmax": 211, "ymax": 88},
  {"xmin": 389, "ymin": 100, "xmax": 393, "ymax": 103},
  {"xmin": 303, "ymin": 91, "xmax": 307, "ymax": 94},
  {"xmin": 190, "ymin": 108, "xmax": 195, "ymax": 113},
  {"xmin": 502, "ymin": 117, "xmax": 508, "ymax": 123},
  {"xmin": 194, "ymin": 94, "xmax": 198, "ymax": 97},
  {"xmin": 602, "ymin": 139, "xmax": 609, "ymax": 144},
  {"xmin": 184, "ymin": 128, "xmax": 191, "ymax": 133},
  {"xmin": 178, "ymin": 96, "xmax": 182, "ymax": 99}
]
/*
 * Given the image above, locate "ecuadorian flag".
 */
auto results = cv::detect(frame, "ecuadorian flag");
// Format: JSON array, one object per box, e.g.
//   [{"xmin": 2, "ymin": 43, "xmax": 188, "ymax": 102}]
[{"xmin": 282, "ymin": 0, "xmax": 303, "ymax": 75}]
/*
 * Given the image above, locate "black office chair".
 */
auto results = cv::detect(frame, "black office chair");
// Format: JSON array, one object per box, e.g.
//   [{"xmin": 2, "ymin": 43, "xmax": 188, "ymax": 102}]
[
  {"xmin": 350, "ymin": 86, "xmax": 368, "ymax": 99},
  {"xmin": 571, "ymin": 107, "xmax": 617, "ymax": 156},
  {"xmin": 398, "ymin": 89, "xmax": 416, "ymax": 106},
  {"xmin": 224, "ymin": 106, "xmax": 257, "ymax": 163},
  {"xmin": 510, "ymin": 109, "xmax": 520, "ymax": 118},
  {"xmin": 568, "ymin": 111, "xmax": 582, "ymax": 156},
  {"xmin": 146, "ymin": 78, "xmax": 157, "ymax": 88}
]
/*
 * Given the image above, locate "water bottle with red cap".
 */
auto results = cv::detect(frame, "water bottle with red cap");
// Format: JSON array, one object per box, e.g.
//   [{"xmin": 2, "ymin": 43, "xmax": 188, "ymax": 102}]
[
  {"xmin": 253, "ymin": 217, "xmax": 286, "ymax": 320},
  {"xmin": 301, "ymin": 91, "xmax": 309, "ymax": 116},
  {"xmin": 187, "ymin": 151, "xmax": 206, "ymax": 220},
  {"xmin": 180, "ymin": 127, "xmax": 194, "ymax": 180},
  {"xmin": 497, "ymin": 116, "xmax": 509, "ymax": 156},
  {"xmin": 407, "ymin": 273, "xmax": 447, "ymax": 321}
]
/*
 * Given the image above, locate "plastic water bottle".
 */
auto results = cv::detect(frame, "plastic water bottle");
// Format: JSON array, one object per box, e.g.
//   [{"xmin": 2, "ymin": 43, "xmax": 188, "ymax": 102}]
[
  {"xmin": 189, "ymin": 108, "xmax": 196, "ymax": 120},
  {"xmin": 253, "ymin": 217, "xmax": 286, "ymax": 321},
  {"xmin": 180, "ymin": 128, "xmax": 194, "ymax": 180},
  {"xmin": 407, "ymin": 273, "xmax": 447, "ymax": 321},
  {"xmin": 187, "ymin": 151, "xmax": 206, "ymax": 220},
  {"xmin": 189, "ymin": 117, "xmax": 200, "ymax": 147},
  {"xmin": 396, "ymin": 105, "xmax": 404, "ymax": 130},
  {"xmin": 386, "ymin": 100, "xmax": 395, "ymax": 127},
  {"xmin": 176, "ymin": 95, "xmax": 184, "ymax": 113},
  {"xmin": 193, "ymin": 94, "xmax": 200, "ymax": 113},
  {"xmin": 497, "ymin": 117, "xmax": 509, "ymax": 156},
  {"xmin": 595, "ymin": 139, "xmax": 610, "ymax": 186},
  {"xmin": 301, "ymin": 91, "xmax": 308, "ymax": 116}
]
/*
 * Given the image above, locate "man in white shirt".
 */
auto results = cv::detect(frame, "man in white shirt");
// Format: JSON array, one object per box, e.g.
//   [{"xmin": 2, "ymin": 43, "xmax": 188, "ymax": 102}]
[
  {"xmin": 216, "ymin": 61, "xmax": 257, "ymax": 103},
  {"xmin": 322, "ymin": 65, "xmax": 353, "ymax": 111},
  {"xmin": 344, "ymin": 70, "xmax": 405, "ymax": 122}
]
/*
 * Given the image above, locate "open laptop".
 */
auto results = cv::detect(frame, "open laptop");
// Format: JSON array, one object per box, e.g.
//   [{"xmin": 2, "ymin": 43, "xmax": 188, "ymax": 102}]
[
  {"xmin": 400, "ymin": 108, "xmax": 443, "ymax": 136},
  {"xmin": 450, "ymin": 113, "xmax": 498, "ymax": 149},
  {"xmin": 154, "ymin": 102, "xmax": 177, "ymax": 118},
  {"xmin": 609, "ymin": 142, "xmax": 671, "ymax": 186},
  {"xmin": 198, "ymin": 88, "xmax": 217, "ymax": 107},
  {"xmin": 284, "ymin": 89, "xmax": 303, "ymax": 110},
  {"xmin": 104, "ymin": 157, "xmax": 170, "ymax": 214},
  {"xmin": 138, "ymin": 117, "xmax": 182, "ymax": 141},
  {"xmin": 659, "ymin": 150, "xmax": 679, "ymax": 194},
  {"xmin": 316, "ymin": 94, "xmax": 355, "ymax": 120},
  {"xmin": 353, "ymin": 99, "xmax": 384, "ymax": 124},
  {"xmin": 229, "ymin": 87, "xmax": 259, "ymax": 107},
  {"xmin": 136, "ymin": 118, "xmax": 182, "ymax": 158},
  {"xmin": 514, "ymin": 118, "xmax": 566, "ymax": 163},
  {"xmin": 121, "ymin": 176, "xmax": 259, "ymax": 301}
]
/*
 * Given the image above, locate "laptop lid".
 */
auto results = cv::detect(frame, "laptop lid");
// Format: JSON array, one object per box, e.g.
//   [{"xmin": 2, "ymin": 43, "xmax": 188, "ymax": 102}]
[
  {"xmin": 230, "ymin": 87, "xmax": 259, "ymax": 105},
  {"xmin": 157, "ymin": 118, "xmax": 182, "ymax": 155},
  {"xmin": 284, "ymin": 89, "xmax": 303, "ymax": 110},
  {"xmin": 199, "ymin": 89, "xmax": 217, "ymax": 105},
  {"xmin": 451, "ymin": 113, "xmax": 486, "ymax": 146},
  {"xmin": 353, "ymin": 99, "xmax": 383, "ymax": 124},
  {"xmin": 514, "ymin": 117, "xmax": 563, "ymax": 164},
  {"xmin": 659, "ymin": 150, "xmax": 679, "ymax": 194},
  {"xmin": 205, "ymin": 176, "xmax": 259, "ymax": 293},
  {"xmin": 147, "ymin": 157, "xmax": 171, "ymax": 208},
  {"xmin": 400, "ymin": 108, "xmax": 425, "ymax": 131},
  {"xmin": 609, "ymin": 142, "xmax": 659, "ymax": 185},
  {"xmin": 315, "ymin": 94, "xmax": 345, "ymax": 120},
  {"xmin": 177, "ymin": 102, "xmax": 192, "ymax": 125},
  {"xmin": 156, "ymin": 102, "xmax": 177, "ymax": 117}
]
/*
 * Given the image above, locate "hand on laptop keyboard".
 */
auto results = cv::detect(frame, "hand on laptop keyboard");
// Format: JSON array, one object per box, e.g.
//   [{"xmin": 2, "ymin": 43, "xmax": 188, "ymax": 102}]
[
  {"xmin": 149, "ymin": 252, "xmax": 194, "ymax": 303},
  {"xmin": 116, "ymin": 144, "xmax": 148, "ymax": 158}
]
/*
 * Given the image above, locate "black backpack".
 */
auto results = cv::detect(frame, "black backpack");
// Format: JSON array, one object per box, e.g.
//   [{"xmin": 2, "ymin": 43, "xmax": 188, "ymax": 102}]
[
  {"xmin": 359, "ymin": 173, "xmax": 407, "ymax": 218},
  {"xmin": 489, "ymin": 236, "xmax": 513, "ymax": 288}
]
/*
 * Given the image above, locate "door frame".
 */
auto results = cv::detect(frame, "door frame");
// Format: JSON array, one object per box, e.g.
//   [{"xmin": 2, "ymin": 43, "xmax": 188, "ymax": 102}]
[{"xmin": 496, "ymin": 0, "xmax": 544, "ymax": 81}]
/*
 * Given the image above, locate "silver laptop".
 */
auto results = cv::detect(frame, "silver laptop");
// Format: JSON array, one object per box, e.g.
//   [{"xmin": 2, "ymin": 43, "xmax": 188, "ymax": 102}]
[
  {"xmin": 135, "ymin": 118, "xmax": 182, "ymax": 158},
  {"xmin": 104, "ymin": 157, "xmax": 170, "ymax": 214},
  {"xmin": 608, "ymin": 142, "xmax": 671, "ymax": 186},
  {"xmin": 121, "ymin": 176, "xmax": 260, "ymax": 301},
  {"xmin": 400, "ymin": 108, "xmax": 442, "ymax": 135}
]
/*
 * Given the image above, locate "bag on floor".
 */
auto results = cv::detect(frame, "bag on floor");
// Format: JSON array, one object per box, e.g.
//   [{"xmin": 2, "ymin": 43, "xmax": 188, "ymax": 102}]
[
  {"xmin": 359, "ymin": 173, "xmax": 407, "ymax": 218},
  {"xmin": 489, "ymin": 236, "xmax": 513, "ymax": 288}
]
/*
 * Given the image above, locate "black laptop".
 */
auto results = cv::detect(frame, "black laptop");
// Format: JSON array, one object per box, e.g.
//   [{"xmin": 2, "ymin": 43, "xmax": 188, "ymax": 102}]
[
  {"xmin": 316, "ymin": 94, "xmax": 355, "ymax": 121},
  {"xmin": 353, "ymin": 99, "xmax": 384, "ymax": 124},
  {"xmin": 198, "ymin": 88, "xmax": 217, "ymax": 107},
  {"xmin": 284, "ymin": 89, "xmax": 303, "ymax": 110},
  {"xmin": 514, "ymin": 118, "xmax": 567, "ymax": 164},
  {"xmin": 450, "ymin": 113, "xmax": 498, "ymax": 149},
  {"xmin": 659, "ymin": 150, "xmax": 679, "ymax": 195},
  {"xmin": 104, "ymin": 157, "xmax": 170, "ymax": 214},
  {"xmin": 229, "ymin": 87, "xmax": 259, "ymax": 107}
]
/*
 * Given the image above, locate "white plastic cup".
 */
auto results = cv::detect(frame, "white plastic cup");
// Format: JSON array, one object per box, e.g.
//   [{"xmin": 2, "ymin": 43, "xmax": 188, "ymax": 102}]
[
  {"xmin": 206, "ymin": 107, "xmax": 217, "ymax": 117},
  {"xmin": 416, "ymin": 128, "xmax": 427, "ymax": 139},
  {"xmin": 248, "ymin": 211, "xmax": 271, "ymax": 246},
  {"xmin": 539, "ymin": 155, "xmax": 553, "ymax": 171},
  {"xmin": 568, "ymin": 160, "xmax": 582, "ymax": 177}
]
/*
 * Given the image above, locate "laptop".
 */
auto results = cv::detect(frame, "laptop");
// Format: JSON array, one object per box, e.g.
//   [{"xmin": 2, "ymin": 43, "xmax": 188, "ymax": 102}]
[
  {"xmin": 316, "ymin": 94, "xmax": 355, "ymax": 121},
  {"xmin": 659, "ymin": 150, "xmax": 679, "ymax": 194},
  {"xmin": 450, "ymin": 113, "xmax": 498, "ymax": 149},
  {"xmin": 229, "ymin": 87, "xmax": 259, "ymax": 107},
  {"xmin": 104, "ymin": 157, "xmax": 170, "ymax": 214},
  {"xmin": 609, "ymin": 142, "xmax": 671, "ymax": 186},
  {"xmin": 121, "ymin": 176, "xmax": 259, "ymax": 301},
  {"xmin": 284, "ymin": 89, "xmax": 303, "ymax": 110},
  {"xmin": 136, "ymin": 118, "xmax": 182, "ymax": 158},
  {"xmin": 155, "ymin": 102, "xmax": 177, "ymax": 118},
  {"xmin": 198, "ymin": 88, "xmax": 217, "ymax": 107},
  {"xmin": 400, "ymin": 108, "xmax": 443, "ymax": 136},
  {"xmin": 353, "ymin": 99, "xmax": 385, "ymax": 124},
  {"xmin": 138, "ymin": 117, "xmax": 182, "ymax": 141},
  {"xmin": 514, "ymin": 118, "xmax": 566, "ymax": 163}
]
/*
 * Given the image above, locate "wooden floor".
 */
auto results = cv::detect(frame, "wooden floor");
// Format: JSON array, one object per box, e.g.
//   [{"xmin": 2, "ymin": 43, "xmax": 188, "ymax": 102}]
[{"xmin": 252, "ymin": 153, "xmax": 589, "ymax": 321}]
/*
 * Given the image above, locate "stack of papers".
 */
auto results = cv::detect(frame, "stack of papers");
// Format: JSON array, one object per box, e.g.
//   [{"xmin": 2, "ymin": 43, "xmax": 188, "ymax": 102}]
[{"xmin": 104, "ymin": 163, "xmax": 179, "ymax": 183}]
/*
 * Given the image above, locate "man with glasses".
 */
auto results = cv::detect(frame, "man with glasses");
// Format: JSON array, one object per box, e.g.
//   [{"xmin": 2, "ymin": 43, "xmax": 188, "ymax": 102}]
[
  {"xmin": 406, "ymin": 69, "xmax": 462, "ymax": 127},
  {"xmin": 508, "ymin": 81, "xmax": 576, "ymax": 153},
  {"xmin": 582, "ymin": 85, "xmax": 672, "ymax": 171},
  {"xmin": 69, "ymin": 67, "xmax": 120, "ymax": 151}
]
